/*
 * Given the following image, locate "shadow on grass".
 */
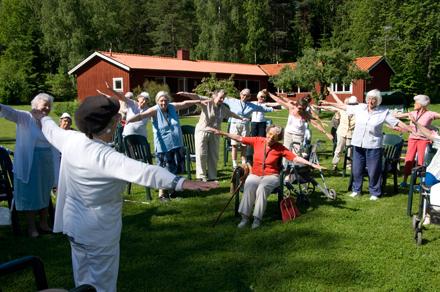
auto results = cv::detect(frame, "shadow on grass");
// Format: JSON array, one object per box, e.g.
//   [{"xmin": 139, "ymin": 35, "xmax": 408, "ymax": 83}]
[{"xmin": 119, "ymin": 209, "xmax": 364, "ymax": 291}]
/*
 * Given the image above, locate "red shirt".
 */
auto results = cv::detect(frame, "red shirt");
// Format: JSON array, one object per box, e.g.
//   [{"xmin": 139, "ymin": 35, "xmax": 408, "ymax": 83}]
[{"xmin": 242, "ymin": 137, "xmax": 296, "ymax": 176}]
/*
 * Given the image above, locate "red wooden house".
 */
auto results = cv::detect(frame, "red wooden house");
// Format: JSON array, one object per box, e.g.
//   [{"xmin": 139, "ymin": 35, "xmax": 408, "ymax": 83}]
[{"xmin": 69, "ymin": 50, "xmax": 394, "ymax": 103}]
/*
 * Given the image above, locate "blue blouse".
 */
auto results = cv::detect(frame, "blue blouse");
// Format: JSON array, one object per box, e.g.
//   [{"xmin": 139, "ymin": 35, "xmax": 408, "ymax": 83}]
[{"xmin": 151, "ymin": 104, "xmax": 183, "ymax": 153}]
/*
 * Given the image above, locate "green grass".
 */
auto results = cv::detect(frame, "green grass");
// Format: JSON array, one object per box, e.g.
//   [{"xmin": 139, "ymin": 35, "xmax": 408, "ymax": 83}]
[{"xmin": 2, "ymin": 103, "xmax": 440, "ymax": 291}]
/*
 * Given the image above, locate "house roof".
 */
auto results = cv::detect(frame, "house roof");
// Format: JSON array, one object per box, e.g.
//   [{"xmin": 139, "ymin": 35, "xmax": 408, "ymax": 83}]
[
  {"xmin": 259, "ymin": 56, "xmax": 392, "ymax": 77},
  {"xmin": 68, "ymin": 51, "xmax": 267, "ymax": 76},
  {"xmin": 68, "ymin": 51, "xmax": 393, "ymax": 78}
]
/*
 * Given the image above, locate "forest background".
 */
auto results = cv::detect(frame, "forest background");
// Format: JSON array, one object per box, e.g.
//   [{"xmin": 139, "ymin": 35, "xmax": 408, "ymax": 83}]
[{"xmin": 0, "ymin": 0, "xmax": 438, "ymax": 104}]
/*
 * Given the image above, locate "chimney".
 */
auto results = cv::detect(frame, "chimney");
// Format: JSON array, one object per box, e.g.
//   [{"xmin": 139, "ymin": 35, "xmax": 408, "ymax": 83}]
[{"xmin": 177, "ymin": 49, "xmax": 190, "ymax": 60}]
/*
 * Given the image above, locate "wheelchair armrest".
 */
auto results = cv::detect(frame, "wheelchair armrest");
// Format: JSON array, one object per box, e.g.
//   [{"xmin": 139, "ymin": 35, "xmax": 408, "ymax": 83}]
[{"xmin": 0, "ymin": 256, "xmax": 48, "ymax": 290}]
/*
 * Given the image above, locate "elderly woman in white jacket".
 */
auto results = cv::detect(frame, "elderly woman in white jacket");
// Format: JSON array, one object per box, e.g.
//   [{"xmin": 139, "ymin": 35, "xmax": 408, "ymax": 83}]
[
  {"xmin": 322, "ymin": 89, "xmax": 411, "ymax": 200},
  {"xmin": 0, "ymin": 93, "xmax": 58, "ymax": 238},
  {"xmin": 34, "ymin": 95, "xmax": 218, "ymax": 292}
]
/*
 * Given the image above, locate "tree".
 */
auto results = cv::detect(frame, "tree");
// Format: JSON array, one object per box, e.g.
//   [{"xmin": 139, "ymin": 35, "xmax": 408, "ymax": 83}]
[
  {"xmin": 293, "ymin": 48, "xmax": 369, "ymax": 100},
  {"xmin": 0, "ymin": 0, "xmax": 45, "ymax": 103},
  {"xmin": 193, "ymin": 74, "xmax": 239, "ymax": 98},
  {"xmin": 269, "ymin": 65, "xmax": 296, "ymax": 92},
  {"xmin": 148, "ymin": 0, "xmax": 196, "ymax": 56},
  {"xmin": 241, "ymin": 0, "xmax": 271, "ymax": 63}
]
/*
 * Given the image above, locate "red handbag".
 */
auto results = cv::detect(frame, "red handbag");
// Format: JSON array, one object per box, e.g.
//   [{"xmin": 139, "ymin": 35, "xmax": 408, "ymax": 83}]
[{"xmin": 280, "ymin": 196, "xmax": 301, "ymax": 222}]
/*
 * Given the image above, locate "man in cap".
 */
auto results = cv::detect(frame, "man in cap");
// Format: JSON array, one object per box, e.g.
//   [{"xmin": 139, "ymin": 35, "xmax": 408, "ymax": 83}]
[{"xmin": 223, "ymin": 88, "xmax": 274, "ymax": 168}]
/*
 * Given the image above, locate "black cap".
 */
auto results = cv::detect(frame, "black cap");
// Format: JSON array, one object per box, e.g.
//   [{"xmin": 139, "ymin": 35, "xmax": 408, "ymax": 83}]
[{"xmin": 75, "ymin": 95, "xmax": 120, "ymax": 137}]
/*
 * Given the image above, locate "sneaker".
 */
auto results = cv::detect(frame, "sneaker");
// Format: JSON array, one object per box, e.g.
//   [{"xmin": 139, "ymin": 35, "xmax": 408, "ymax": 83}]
[
  {"xmin": 399, "ymin": 181, "xmax": 408, "ymax": 188},
  {"xmin": 251, "ymin": 218, "xmax": 261, "ymax": 229},
  {"xmin": 237, "ymin": 218, "xmax": 249, "ymax": 229},
  {"xmin": 423, "ymin": 214, "xmax": 431, "ymax": 225},
  {"xmin": 370, "ymin": 195, "xmax": 379, "ymax": 201},
  {"xmin": 350, "ymin": 192, "xmax": 360, "ymax": 198},
  {"xmin": 159, "ymin": 196, "xmax": 170, "ymax": 202},
  {"xmin": 332, "ymin": 165, "xmax": 337, "ymax": 171}
]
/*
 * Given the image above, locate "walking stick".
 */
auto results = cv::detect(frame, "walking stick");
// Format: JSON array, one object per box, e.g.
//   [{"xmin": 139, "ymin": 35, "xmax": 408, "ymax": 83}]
[{"xmin": 212, "ymin": 166, "xmax": 248, "ymax": 227}]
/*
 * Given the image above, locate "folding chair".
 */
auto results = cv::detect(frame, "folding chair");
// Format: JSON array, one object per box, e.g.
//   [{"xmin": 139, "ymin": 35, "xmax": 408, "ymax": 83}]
[
  {"xmin": 123, "ymin": 135, "xmax": 153, "ymax": 201},
  {"xmin": 0, "ymin": 256, "xmax": 96, "ymax": 291},
  {"xmin": 180, "ymin": 125, "xmax": 196, "ymax": 179}
]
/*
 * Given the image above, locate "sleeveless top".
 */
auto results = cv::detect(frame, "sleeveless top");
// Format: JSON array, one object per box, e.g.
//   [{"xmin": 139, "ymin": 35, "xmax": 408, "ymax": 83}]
[
  {"xmin": 151, "ymin": 104, "xmax": 183, "ymax": 153},
  {"xmin": 285, "ymin": 114, "xmax": 306, "ymax": 136}
]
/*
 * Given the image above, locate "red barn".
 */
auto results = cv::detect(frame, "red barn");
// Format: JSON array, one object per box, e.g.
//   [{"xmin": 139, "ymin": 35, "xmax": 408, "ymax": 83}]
[{"xmin": 69, "ymin": 50, "xmax": 393, "ymax": 103}]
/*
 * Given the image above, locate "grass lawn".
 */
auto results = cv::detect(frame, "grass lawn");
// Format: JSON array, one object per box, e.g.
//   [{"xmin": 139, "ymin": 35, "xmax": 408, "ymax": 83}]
[{"xmin": 2, "ymin": 103, "xmax": 440, "ymax": 291}]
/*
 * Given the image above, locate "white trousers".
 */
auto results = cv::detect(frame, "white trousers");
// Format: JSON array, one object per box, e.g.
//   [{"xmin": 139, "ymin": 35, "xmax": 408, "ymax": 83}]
[
  {"xmin": 195, "ymin": 129, "xmax": 220, "ymax": 180},
  {"xmin": 238, "ymin": 174, "xmax": 280, "ymax": 220},
  {"xmin": 332, "ymin": 135, "xmax": 351, "ymax": 166},
  {"xmin": 70, "ymin": 239, "xmax": 120, "ymax": 292}
]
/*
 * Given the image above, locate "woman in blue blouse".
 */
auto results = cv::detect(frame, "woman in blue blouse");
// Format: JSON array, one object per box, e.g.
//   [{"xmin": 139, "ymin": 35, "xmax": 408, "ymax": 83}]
[{"xmin": 128, "ymin": 91, "xmax": 206, "ymax": 200}]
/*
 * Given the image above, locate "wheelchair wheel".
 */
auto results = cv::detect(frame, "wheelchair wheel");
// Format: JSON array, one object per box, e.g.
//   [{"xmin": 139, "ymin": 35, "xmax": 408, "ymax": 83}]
[
  {"xmin": 300, "ymin": 182, "xmax": 315, "ymax": 196},
  {"xmin": 412, "ymin": 215, "xmax": 420, "ymax": 231}
]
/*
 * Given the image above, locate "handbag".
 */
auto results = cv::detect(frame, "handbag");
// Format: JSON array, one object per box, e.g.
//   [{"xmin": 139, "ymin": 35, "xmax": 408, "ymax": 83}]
[{"xmin": 280, "ymin": 195, "xmax": 301, "ymax": 223}]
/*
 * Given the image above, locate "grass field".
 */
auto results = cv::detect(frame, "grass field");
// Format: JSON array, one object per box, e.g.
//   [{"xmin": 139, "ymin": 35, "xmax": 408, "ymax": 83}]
[{"xmin": 2, "ymin": 103, "xmax": 440, "ymax": 291}]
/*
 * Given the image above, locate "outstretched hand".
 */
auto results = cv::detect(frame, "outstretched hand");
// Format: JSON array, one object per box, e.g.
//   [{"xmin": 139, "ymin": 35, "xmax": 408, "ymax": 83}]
[
  {"xmin": 182, "ymin": 180, "xmax": 219, "ymax": 191},
  {"xmin": 205, "ymin": 126, "xmax": 221, "ymax": 135}
]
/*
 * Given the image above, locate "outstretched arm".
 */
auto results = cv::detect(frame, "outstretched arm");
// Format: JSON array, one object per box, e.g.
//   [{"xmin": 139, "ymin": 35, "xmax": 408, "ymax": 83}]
[
  {"xmin": 320, "ymin": 100, "xmax": 347, "ymax": 111},
  {"xmin": 176, "ymin": 92, "xmax": 209, "ymax": 100},
  {"xmin": 172, "ymin": 99, "xmax": 205, "ymax": 111},
  {"xmin": 127, "ymin": 106, "xmax": 157, "ymax": 123},
  {"xmin": 327, "ymin": 87, "xmax": 344, "ymax": 105},
  {"xmin": 292, "ymin": 155, "xmax": 326, "ymax": 170},
  {"xmin": 267, "ymin": 92, "xmax": 292, "ymax": 109},
  {"xmin": 205, "ymin": 127, "xmax": 243, "ymax": 142},
  {"xmin": 103, "ymin": 81, "xmax": 128, "ymax": 102},
  {"xmin": 309, "ymin": 118, "xmax": 333, "ymax": 141}
]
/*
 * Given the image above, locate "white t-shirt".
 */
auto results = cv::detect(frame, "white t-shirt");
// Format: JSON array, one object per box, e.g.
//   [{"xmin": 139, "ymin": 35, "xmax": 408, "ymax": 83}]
[{"xmin": 122, "ymin": 99, "xmax": 148, "ymax": 137}]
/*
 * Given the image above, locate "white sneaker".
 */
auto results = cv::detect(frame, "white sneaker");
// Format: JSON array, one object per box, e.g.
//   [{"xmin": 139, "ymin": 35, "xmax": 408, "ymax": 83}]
[
  {"xmin": 370, "ymin": 196, "xmax": 379, "ymax": 201},
  {"xmin": 350, "ymin": 192, "xmax": 360, "ymax": 197},
  {"xmin": 423, "ymin": 214, "xmax": 431, "ymax": 225},
  {"xmin": 237, "ymin": 218, "xmax": 249, "ymax": 229},
  {"xmin": 251, "ymin": 218, "xmax": 261, "ymax": 229}
]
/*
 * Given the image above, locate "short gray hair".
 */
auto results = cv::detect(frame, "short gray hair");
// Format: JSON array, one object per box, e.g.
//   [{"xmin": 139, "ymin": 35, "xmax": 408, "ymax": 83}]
[
  {"xmin": 240, "ymin": 88, "xmax": 251, "ymax": 96},
  {"xmin": 266, "ymin": 124, "xmax": 283, "ymax": 141},
  {"xmin": 212, "ymin": 89, "xmax": 226, "ymax": 98},
  {"xmin": 365, "ymin": 89, "xmax": 382, "ymax": 106},
  {"xmin": 31, "ymin": 93, "xmax": 54, "ymax": 109},
  {"xmin": 155, "ymin": 91, "xmax": 170, "ymax": 103}
]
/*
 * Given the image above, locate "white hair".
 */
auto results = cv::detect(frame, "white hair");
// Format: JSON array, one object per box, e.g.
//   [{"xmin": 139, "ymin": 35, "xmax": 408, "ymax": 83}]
[
  {"xmin": 266, "ymin": 125, "xmax": 283, "ymax": 141},
  {"xmin": 365, "ymin": 89, "xmax": 382, "ymax": 106},
  {"xmin": 31, "ymin": 93, "xmax": 54, "ymax": 109},
  {"xmin": 413, "ymin": 94, "xmax": 430, "ymax": 107},
  {"xmin": 240, "ymin": 88, "xmax": 251, "ymax": 96},
  {"xmin": 155, "ymin": 91, "xmax": 170, "ymax": 103},
  {"xmin": 257, "ymin": 91, "xmax": 266, "ymax": 98},
  {"xmin": 125, "ymin": 92, "xmax": 134, "ymax": 99}
]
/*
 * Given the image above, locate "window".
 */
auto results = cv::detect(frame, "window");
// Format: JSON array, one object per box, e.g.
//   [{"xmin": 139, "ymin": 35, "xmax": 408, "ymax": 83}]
[
  {"xmin": 331, "ymin": 83, "xmax": 352, "ymax": 93},
  {"xmin": 112, "ymin": 77, "xmax": 123, "ymax": 92}
]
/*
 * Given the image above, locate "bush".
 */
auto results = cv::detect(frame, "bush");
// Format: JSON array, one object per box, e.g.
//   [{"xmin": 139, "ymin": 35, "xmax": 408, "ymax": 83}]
[{"xmin": 52, "ymin": 100, "xmax": 79, "ymax": 118}]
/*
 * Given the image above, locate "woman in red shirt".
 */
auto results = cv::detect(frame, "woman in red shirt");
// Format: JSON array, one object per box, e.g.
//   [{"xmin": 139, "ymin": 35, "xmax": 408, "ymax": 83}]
[{"xmin": 207, "ymin": 125, "xmax": 324, "ymax": 229}]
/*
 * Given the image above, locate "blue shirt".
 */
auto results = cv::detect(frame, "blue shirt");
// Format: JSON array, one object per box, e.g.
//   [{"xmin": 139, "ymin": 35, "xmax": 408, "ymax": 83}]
[
  {"xmin": 224, "ymin": 98, "xmax": 273, "ymax": 123},
  {"xmin": 151, "ymin": 104, "xmax": 183, "ymax": 153}
]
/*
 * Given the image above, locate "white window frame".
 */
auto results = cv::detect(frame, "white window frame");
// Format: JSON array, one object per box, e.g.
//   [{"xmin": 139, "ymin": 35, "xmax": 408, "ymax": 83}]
[
  {"xmin": 112, "ymin": 77, "xmax": 124, "ymax": 92},
  {"xmin": 331, "ymin": 82, "xmax": 353, "ymax": 94}
]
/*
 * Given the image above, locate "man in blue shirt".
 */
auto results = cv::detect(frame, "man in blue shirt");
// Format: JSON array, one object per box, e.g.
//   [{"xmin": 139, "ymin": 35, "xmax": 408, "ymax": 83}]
[{"xmin": 224, "ymin": 88, "xmax": 274, "ymax": 168}]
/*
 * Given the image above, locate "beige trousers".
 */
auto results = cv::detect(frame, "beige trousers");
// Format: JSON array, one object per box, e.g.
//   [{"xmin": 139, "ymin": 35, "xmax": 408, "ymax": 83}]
[{"xmin": 195, "ymin": 129, "xmax": 220, "ymax": 181}]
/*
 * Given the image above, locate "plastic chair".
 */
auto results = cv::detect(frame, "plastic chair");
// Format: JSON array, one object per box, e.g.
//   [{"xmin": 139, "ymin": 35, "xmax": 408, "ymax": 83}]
[
  {"xmin": 111, "ymin": 123, "xmax": 125, "ymax": 153},
  {"xmin": 0, "ymin": 146, "xmax": 19, "ymax": 235},
  {"xmin": 0, "ymin": 256, "xmax": 96, "ymax": 291},
  {"xmin": 347, "ymin": 134, "xmax": 403, "ymax": 195},
  {"xmin": 180, "ymin": 125, "xmax": 196, "ymax": 179},
  {"xmin": 381, "ymin": 134, "xmax": 404, "ymax": 194},
  {"xmin": 123, "ymin": 135, "xmax": 153, "ymax": 201}
]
